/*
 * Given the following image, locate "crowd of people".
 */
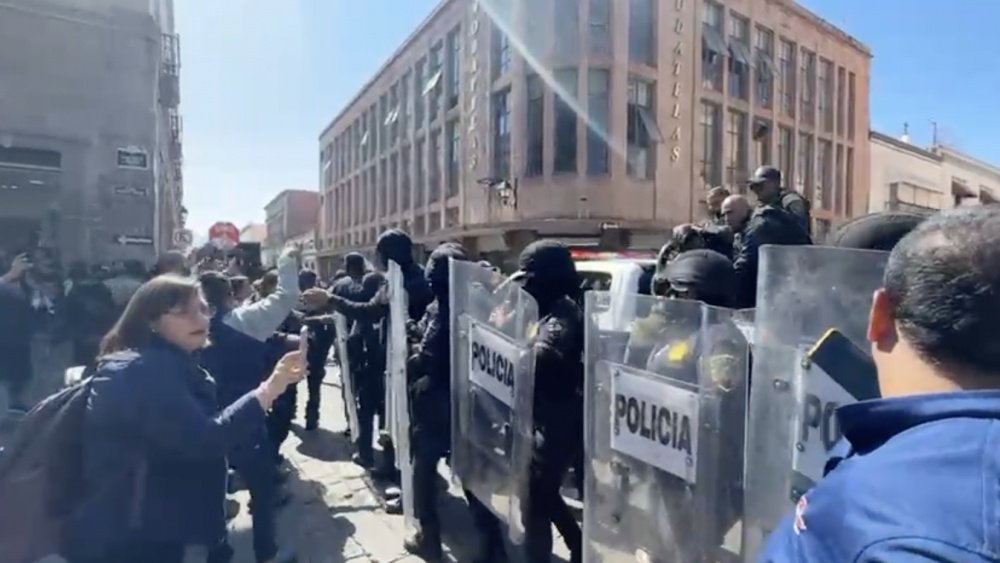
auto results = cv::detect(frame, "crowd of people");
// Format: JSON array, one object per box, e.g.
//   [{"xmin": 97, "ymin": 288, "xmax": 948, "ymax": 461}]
[{"xmin": 2, "ymin": 167, "xmax": 999, "ymax": 563}]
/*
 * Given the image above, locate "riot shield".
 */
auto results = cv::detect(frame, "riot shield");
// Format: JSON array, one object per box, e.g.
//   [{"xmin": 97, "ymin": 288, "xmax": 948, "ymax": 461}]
[
  {"xmin": 742, "ymin": 245, "xmax": 888, "ymax": 559},
  {"xmin": 583, "ymin": 291, "xmax": 750, "ymax": 563},
  {"xmin": 449, "ymin": 259, "xmax": 538, "ymax": 543},
  {"xmin": 333, "ymin": 312, "xmax": 360, "ymax": 445},
  {"xmin": 386, "ymin": 260, "xmax": 415, "ymax": 530}
]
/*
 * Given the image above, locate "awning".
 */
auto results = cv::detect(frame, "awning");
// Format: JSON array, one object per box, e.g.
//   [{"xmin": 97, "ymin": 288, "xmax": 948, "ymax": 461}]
[
  {"xmin": 702, "ymin": 26, "xmax": 727, "ymax": 57},
  {"xmin": 636, "ymin": 106, "xmax": 663, "ymax": 143},
  {"xmin": 951, "ymin": 178, "xmax": 975, "ymax": 197},
  {"xmin": 979, "ymin": 187, "xmax": 997, "ymax": 203},
  {"xmin": 422, "ymin": 71, "xmax": 442, "ymax": 96},
  {"xmin": 756, "ymin": 50, "xmax": 779, "ymax": 75},
  {"xmin": 727, "ymin": 37, "xmax": 753, "ymax": 67}
]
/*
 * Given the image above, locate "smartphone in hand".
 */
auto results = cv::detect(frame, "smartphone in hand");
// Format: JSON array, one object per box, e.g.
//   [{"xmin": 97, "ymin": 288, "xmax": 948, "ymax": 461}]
[{"xmin": 806, "ymin": 328, "xmax": 880, "ymax": 401}]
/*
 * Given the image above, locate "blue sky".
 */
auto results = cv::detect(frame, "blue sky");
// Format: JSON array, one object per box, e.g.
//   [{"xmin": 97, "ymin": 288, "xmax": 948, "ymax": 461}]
[{"xmin": 176, "ymin": 0, "xmax": 1000, "ymax": 236}]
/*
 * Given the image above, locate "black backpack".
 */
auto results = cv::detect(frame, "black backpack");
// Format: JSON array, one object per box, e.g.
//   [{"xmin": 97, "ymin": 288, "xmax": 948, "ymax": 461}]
[{"xmin": 0, "ymin": 380, "xmax": 93, "ymax": 563}]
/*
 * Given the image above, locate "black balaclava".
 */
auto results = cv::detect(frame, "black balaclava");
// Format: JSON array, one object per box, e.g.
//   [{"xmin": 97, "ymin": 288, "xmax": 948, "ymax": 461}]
[
  {"xmin": 344, "ymin": 252, "xmax": 367, "ymax": 278},
  {"xmin": 425, "ymin": 242, "xmax": 468, "ymax": 301},
  {"xmin": 516, "ymin": 240, "xmax": 580, "ymax": 314},
  {"xmin": 375, "ymin": 229, "xmax": 414, "ymax": 270},
  {"xmin": 298, "ymin": 269, "xmax": 318, "ymax": 291}
]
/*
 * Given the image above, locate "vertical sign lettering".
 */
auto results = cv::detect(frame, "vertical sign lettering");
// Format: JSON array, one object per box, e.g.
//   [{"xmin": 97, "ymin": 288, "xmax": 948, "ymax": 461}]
[{"xmin": 670, "ymin": 0, "xmax": 684, "ymax": 163}]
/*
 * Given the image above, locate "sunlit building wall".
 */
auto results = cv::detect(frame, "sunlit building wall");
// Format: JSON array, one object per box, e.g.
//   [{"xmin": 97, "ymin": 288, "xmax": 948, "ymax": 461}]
[{"xmin": 317, "ymin": 0, "xmax": 870, "ymax": 264}]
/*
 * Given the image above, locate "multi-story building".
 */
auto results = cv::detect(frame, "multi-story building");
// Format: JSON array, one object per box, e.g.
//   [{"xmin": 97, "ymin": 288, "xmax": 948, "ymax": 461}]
[
  {"xmin": 317, "ymin": 0, "xmax": 870, "ymax": 266},
  {"xmin": 0, "ymin": 0, "xmax": 184, "ymax": 266},
  {"xmin": 869, "ymin": 129, "xmax": 998, "ymax": 215},
  {"xmin": 263, "ymin": 189, "xmax": 319, "ymax": 261}
]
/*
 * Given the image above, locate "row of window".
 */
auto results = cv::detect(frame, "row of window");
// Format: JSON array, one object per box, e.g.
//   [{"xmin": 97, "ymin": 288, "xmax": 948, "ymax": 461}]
[
  {"xmin": 322, "ymin": 25, "xmax": 463, "ymax": 188},
  {"xmin": 700, "ymin": 1, "xmax": 857, "ymax": 138},
  {"xmin": 698, "ymin": 100, "xmax": 856, "ymax": 215},
  {"xmin": 325, "ymin": 119, "xmax": 463, "ymax": 232}
]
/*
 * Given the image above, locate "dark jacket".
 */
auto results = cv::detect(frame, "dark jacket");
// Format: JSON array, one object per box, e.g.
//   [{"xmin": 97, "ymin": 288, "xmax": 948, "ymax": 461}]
[
  {"xmin": 201, "ymin": 310, "xmax": 272, "ymax": 408},
  {"xmin": 67, "ymin": 338, "xmax": 265, "ymax": 559},
  {"xmin": 733, "ymin": 205, "xmax": 812, "ymax": 308},
  {"xmin": 778, "ymin": 188, "xmax": 811, "ymax": 235}
]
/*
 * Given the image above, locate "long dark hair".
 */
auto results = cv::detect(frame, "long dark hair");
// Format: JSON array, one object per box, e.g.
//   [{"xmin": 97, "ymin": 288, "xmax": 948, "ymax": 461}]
[{"xmin": 99, "ymin": 275, "xmax": 200, "ymax": 356}]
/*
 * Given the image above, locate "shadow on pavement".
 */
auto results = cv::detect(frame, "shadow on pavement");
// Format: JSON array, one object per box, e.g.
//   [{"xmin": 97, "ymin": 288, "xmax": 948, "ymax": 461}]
[{"xmin": 292, "ymin": 425, "xmax": 353, "ymax": 463}]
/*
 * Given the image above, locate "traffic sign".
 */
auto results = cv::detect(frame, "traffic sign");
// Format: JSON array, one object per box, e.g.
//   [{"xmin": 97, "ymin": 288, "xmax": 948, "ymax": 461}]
[
  {"xmin": 114, "ymin": 234, "xmax": 154, "ymax": 246},
  {"xmin": 208, "ymin": 221, "xmax": 239, "ymax": 250},
  {"xmin": 173, "ymin": 228, "xmax": 193, "ymax": 247}
]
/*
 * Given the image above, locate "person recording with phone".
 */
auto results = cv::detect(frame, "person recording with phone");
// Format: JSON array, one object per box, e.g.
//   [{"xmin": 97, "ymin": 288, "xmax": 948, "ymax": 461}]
[{"xmin": 0, "ymin": 253, "xmax": 38, "ymax": 414}]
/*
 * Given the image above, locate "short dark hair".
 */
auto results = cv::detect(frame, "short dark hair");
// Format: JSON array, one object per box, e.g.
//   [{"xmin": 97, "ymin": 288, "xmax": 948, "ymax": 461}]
[
  {"xmin": 885, "ymin": 206, "xmax": 1000, "ymax": 375},
  {"xmin": 199, "ymin": 271, "xmax": 233, "ymax": 310},
  {"xmin": 99, "ymin": 275, "xmax": 200, "ymax": 356}
]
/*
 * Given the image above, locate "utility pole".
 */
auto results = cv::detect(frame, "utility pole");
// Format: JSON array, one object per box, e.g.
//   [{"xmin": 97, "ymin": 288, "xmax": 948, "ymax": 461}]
[{"xmin": 930, "ymin": 120, "xmax": 939, "ymax": 146}]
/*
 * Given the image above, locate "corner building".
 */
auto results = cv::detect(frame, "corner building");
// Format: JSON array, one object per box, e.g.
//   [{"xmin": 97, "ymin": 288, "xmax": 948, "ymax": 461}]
[{"xmin": 317, "ymin": 0, "xmax": 870, "ymax": 266}]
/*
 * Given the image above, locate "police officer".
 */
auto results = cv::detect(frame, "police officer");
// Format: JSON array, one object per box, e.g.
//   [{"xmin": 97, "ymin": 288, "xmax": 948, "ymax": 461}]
[
  {"xmin": 515, "ymin": 240, "xmax": 585, "ymax": 563},
  {"xmin": 725, "ymin": 192, "xmax": 811, "ymax": 308},
  {"xmin": 758, "ymin": 206, "xmax": 1000, "ymax": 563},
  {"xmin": 747, "ymin": 165, "xmax": 811, "ymax": 234},
  {"xmin": 402, "ymin": 243, "xmax": 474, "ymax": 560},
  {"xmin": 302, "ymin": 231, "xmax": 434, "ymax": 474},
  {"xmin": 705, "ymin": 186, "xmax": 731, "ymax": 226},
  {"xmin": 300, "ymin": 269, "xmax": 336, "ymax": 431}
]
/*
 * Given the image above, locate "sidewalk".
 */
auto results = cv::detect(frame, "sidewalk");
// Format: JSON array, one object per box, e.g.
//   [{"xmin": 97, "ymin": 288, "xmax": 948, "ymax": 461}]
[{"xmin": 222, "ymin": 366, "xmax": 488, "ymax": 563}]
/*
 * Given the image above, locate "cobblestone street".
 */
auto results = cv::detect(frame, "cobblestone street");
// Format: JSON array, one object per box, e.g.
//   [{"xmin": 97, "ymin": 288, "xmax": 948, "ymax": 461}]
[{"xmin": 220, "ymin": 366, "xmax": 488, "ymax": 563}]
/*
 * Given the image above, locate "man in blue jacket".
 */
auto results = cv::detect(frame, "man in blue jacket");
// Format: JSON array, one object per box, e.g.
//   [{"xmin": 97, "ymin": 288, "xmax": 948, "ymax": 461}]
[{"xmin": 758, "ymin": 206, "xmax": 1000, "ymax": 563}]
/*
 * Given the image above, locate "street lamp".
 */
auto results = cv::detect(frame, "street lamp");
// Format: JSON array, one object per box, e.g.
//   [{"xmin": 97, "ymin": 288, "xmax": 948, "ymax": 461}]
[{"xmin": 477, "ymin": 176, "xmax": 518, "ymax": 209}]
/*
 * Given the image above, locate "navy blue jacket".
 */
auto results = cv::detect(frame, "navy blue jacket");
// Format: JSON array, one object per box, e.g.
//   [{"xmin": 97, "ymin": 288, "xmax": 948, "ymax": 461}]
[
  {"xmin": 758, "ymin": 391, "xmax": 1000, "ymax": 563},
  {"xmin": 201, "ymin": 310, "xmax": 271, "ymax": 408},
  {"xmin": 67, "ymin": 338, "xmax": 265, "ymax": 559}
]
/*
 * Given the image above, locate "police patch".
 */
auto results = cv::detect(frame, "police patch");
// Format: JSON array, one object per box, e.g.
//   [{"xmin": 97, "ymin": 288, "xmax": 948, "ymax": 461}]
[{"xmin": 793, "ymin": 494, "xmax": 808, "ymax": 535}]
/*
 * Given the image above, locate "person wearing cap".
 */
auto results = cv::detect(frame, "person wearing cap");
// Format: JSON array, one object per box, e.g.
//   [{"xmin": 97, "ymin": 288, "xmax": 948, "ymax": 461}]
[{"xmin": 747, "ymin": 165, "xmax": 811, "ymax": 235}]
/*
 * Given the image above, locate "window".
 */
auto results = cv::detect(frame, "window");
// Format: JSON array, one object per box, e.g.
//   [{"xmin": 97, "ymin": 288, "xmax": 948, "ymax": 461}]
[
  {"xmin": 401, "ymin": 145, "xmax": 412, "ymax": 210},
  {"xmin": 845, "ymin": 147, "xmax": 854, "ymax": 214},
  {"xmin": 754, "ymin": 26, "xmax": 774, "ymax": 109},
  {"xmin": 492, "ymin": 22, "xmax": 511, "ymax": 79},
  {"xmin": 778, "ymin": 126, "xmax": 793, "ymax": 183},
  {"xmin": 836, "ymin": 67, "xmax": 846, "ymax": 136},
  {"xmin": 796, "ymin": 132, "xmax": 813, "ymax": 200},
  {"xmin": 835, "ymin": 143, "xmax": 844, "ymax": 214},
  {"xmin": 847, "ymin": 72, "xmax": 856, "ymax": 140},
  {"xmin": 589, "ymin": 0, "xmax": 611, "ymax": 56},
  {"xmin": 587, "ymin": 69, "xmax": 610, "ymax": 175},
  {"xmin": 369, "ymin": 108, "xmax": 378, "ymax": 160},
  {"xmin": 526, "ymin": 74, "xmax": 545, "ymax": 176},
  {"xmin": 493, "ymin": 89, "xmax": 512, "ymax": 179},
  {"xmin": 447, "ymin": 120, "xmax": 460, "ymax": 198},
  {"xmin": 388, "ymin": 154, "xmax": 399, "ymax": 214},
  {"xmin": 554, "ymin": 68, "xmax": 578, "ymax": 173},
  {"xmin": 554, "ymin": 0, "xmax": 579, "ymax": 59},
  {"xmin": 525, "ymin": 0, "xmax": 547, "ymax": 56},
  {"xmin": 700, "ymin": 101, "xmax": 723, "ymax": 188},
  {"xmin": 727, "ymin": 14, "xmax": 751, "ymax": 101},
  {"xmin": 388, "ymin": 85, "xmax": 400, "ymax": 146},
  {"xmin": 753, "ymin": 118, "xmax": 772, "ymax": 168},
  {"xmin": 376, "ymin": 162, "xmax": 384, "ymax": 220},
  {"xmin": 400, "ymin": 72, "xmax": 411, "ymax": 137},
  {"xmin": 627, "ymin": 78, "xmax": 661, "ymax": 179},
  {"xmin": 726, "ymin": 110, "xmax": 748, "ymax": 187},
  {"xmin": 414, "ymin": 58, "xmax": 426, "ymax": 128},
  {"xmin": 814, "ymin": 219, "xmax": 832, "ymax": 244},
  {"xmin": 799, "ymin": 49, "xmax": 816, "ymax": 126},
  {"xmin": 819, "ymin": 59, "xmax": 834, "ymax": 133},
  {"xmin": 446, "ymin": 206, "xmax": 459, "ymax": 229},
  {"xmin": 701, "ymin": 2, "xmax": 725, "ymax": 92},
  {"xmin": 428, "ymin": 43, "xmax": 444, "ymax": 122},
  {"xmin": 629, "ymin": 0, "xmax": 656, "ymax": 66},
  {"xmin": 429, "ymin": 130, "xmax": 442, "ymax": 203},
  {"xmin": 447, "ymin": 28, "xmax": 461, "ymax": 109},
  {"xmin": 818, "ymin": 139, "xmax": 832, "ymax": 209},
  {"xmin": 415, "ymin": 138, "xmax": 426, "ymax": 206},
  {"xmin": 778, "ymin": 39, "xmax": 796, "ymax": 117},
  {"xmin": 414, "ymin": 214, "xmax": 425, "ymax": 235},
  {"xmin": 378, "ymin": 96, "xmax": 388, "ymax": 153}
]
